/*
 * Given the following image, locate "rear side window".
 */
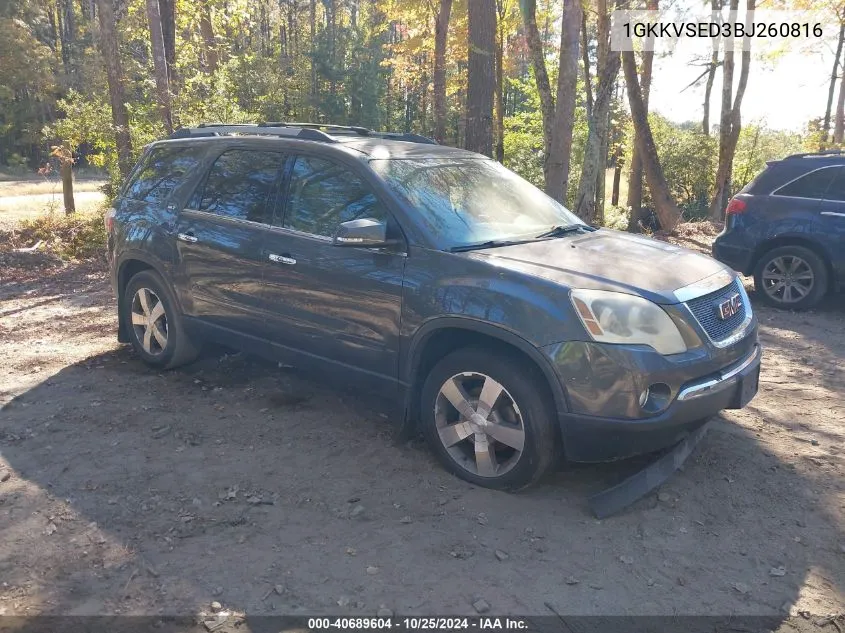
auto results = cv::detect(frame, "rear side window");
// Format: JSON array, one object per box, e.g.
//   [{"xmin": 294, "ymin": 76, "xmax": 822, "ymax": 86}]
[
  {"xmin": 125, "ymin": 146, "xmax": 202, "ymax": 204},
  {"xmin": 192, "ymin": 149, "xmax": 285, "ymax": 223},
  {"xmin": 821, "ymin": 166, "xmax": 845, "ymax": 202},
  {"xmin": 775, "ymin": 167, "xmax": 836, "ymax": 199}
]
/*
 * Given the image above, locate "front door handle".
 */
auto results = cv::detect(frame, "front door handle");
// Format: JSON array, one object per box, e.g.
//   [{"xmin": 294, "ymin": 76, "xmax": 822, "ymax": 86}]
[
  {"xmin": 177, "ymin": 232, "xmax": 198, "ymax": 243},
  {"xmin": 269, "ymin": 253, "xmax": 296, "ymax": 265}
]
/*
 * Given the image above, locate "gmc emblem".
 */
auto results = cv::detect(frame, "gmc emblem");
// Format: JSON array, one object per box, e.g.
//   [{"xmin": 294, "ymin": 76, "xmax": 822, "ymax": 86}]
[{"xmin": 717, "ymin": 293, "xmax": 742, "ymax": 320}]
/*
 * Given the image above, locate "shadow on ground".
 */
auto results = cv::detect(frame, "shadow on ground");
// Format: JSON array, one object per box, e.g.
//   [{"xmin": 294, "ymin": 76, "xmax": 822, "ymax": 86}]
[{"xmin": 0, "ymin": 344, "xmax": 843, "ymax": 622}]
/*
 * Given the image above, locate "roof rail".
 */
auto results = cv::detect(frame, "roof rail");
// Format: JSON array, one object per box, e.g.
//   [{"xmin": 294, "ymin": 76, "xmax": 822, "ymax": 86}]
[
  {"xmin": 168, "ymin": 122, "xmax": 438, "ymax": 145},
  {"xmin": 265, "ymin": 121, "xmax": 437, "ymax": 144},
  {"xmin": 266, "ymin": 122, "xmax": 373, "ymax": 135},
  {"xmin": 784, "ymin": 149, "xmax": 843, "ymax": 159},
  {"xmin": 169, "ymin": 124, "xmax": 336, "ymax": 143}
]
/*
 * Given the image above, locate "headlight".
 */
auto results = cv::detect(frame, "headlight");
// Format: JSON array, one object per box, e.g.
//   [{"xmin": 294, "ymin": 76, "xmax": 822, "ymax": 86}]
[{"xmin": 570, "ymin": 289, "xmax": 687, "ymax": 355}]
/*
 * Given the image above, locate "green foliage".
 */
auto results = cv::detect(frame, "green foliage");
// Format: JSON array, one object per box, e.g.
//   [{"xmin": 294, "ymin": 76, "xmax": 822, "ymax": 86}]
[
  {"xmin": 646, "ymin": 115, "xmax": 716, "ymax": 219},
  {"xmin": 0, "ymin": 15, "xmax": 56, "ymax": 165},
  {"xmin": 2, "ymin": 0, "xmax": 832, "ymax": 232},
  {"xmin": 603, "ymin": 205, "xmax": 630, "ymax": 231},
  {"xmin": 503, "ymin": 118, "xmax": 545, "ymax": 188},
  {"xmin": 732, "ymin": 124, "xmax": 804, "ymax": 191},
  {"xmin": 15, "ymin": 208, "xmax": 107, "ymax": 260},
  {"xmin": 502, "ymin": 76, "xmax": 589, "ymax": 205}
]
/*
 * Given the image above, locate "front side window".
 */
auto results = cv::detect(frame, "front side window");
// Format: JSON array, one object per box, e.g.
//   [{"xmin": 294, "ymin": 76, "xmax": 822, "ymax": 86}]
[
  {"xmin": 370, "ymin": 158, "xmax": 583, "ymax": 249},
  {"xmin": 283, "ymin": 156, "xmax": 387, "ymax": 237},
  {"xmin": 194, "ymin": 149, "xmax": 284, "ymax": 223},
  {"xmin": 125, "ymin": 145, "xmax": 203, "ymax": 204},
  {"xmin": 775, "ymin": 167, "xmax": 836, "ymax": 199}
]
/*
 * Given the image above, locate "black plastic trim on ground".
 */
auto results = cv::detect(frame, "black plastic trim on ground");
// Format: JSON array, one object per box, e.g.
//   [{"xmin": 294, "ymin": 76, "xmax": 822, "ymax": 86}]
[{"xmin": 588, "ymin": 421, "xmax": 712, "ymax": 519}]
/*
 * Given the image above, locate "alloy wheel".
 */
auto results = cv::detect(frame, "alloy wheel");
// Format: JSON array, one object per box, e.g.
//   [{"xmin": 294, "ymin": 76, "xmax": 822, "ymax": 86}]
[
  {"xmin": 434, "ymin": 372, "xmax": 526, "ymax": 478},
  {"xmin": 761, "ymin": 255, "xmax": 815, "ymax": 304},
  {"xmin": 131, "ymin": 287, "xmax": 168, "ymax": 355}
]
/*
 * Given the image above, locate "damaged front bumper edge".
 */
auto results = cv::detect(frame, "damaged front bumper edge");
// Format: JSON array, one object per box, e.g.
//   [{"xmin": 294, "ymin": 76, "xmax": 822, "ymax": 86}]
[{"xmin": 588, "ymin": 421, "xmax": 712, "ymax": 519}]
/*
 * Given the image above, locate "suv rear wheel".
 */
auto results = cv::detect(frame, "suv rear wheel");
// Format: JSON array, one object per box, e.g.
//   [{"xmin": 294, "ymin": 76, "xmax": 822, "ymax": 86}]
[
  {"xmin": 753, "ymin": 245, "xmax": 828, "ymax": 310},
  {"xmin": 123, "ymin": 270, "xmax": 200, "ymax": 369},
  {"xmin": 420, "ymin": 347, "xmax": 557, "ymax": 490}
]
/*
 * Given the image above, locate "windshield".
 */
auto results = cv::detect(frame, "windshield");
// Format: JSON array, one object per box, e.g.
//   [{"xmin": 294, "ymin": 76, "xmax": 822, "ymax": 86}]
[{"xmin": 370, "ymin": 158, "xmax": 584, "ymax": 249}]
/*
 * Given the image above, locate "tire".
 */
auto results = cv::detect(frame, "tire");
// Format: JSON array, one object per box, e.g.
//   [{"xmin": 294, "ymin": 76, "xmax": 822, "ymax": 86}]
[
  {"xmin": 753, "ymin": 245, "xmax": 828, "ymax": 310},
  {"xmin": 420, "ymin": 347, "xmax": 558, "ymax": 491},
  {"xmin": 122, "ymin": 269, "xmax": 200, "ymax": 369}
]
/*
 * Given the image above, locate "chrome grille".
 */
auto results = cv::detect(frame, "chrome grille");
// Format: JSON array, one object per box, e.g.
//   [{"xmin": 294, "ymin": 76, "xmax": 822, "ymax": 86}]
[{"xmin": 685, "ymin": 278, "xmax": 748, "ymax": 343}]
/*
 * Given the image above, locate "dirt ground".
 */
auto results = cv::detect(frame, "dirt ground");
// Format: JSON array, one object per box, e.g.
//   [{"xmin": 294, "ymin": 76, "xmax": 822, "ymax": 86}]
[{"xmin": 1, "ymin": 224, "xmax": 844, "ymax": 625}]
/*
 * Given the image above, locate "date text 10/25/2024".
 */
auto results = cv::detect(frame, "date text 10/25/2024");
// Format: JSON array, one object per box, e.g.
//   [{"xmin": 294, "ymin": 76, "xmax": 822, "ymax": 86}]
[{"xmin": 307, "ymin": 617, "xmax": 529, "ymax": 630}]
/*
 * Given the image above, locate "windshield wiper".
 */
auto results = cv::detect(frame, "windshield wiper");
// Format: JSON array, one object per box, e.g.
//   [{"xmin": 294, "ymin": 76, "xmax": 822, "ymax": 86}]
[
  {"xmin": 450, "ymin": 239, "xmax": 535, "ymax": 253},
  {"xmin": 535, "ymin": 224, "xmax": 587, "ymax": 239}
]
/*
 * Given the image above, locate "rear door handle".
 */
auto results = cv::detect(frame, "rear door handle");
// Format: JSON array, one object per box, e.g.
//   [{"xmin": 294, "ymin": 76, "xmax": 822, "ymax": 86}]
[
  {"xmin": 269, "ymin": 253, "xmax": 296, "ymax": 265},
  {"xmin": 177, "ymin": 232, "xmax": 198, "ymax": 243}
]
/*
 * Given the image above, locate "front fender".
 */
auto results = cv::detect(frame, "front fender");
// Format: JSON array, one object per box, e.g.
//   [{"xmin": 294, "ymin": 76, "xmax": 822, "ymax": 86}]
[{"xmin": 402, "ymin": 315, "xmax": 571, "ymax": 421}]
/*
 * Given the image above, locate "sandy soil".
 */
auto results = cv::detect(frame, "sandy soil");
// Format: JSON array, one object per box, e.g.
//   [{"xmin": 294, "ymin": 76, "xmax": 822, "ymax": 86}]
[{"xmin": 0, "ymin": 228, "xmax": 844, "ymax": 626}]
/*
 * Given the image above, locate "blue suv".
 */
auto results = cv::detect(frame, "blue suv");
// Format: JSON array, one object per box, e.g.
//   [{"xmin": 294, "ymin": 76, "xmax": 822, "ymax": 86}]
[
  {"xmin": 106, "ymin": 123, "xmax": 761, "ymax": 490},
  {"xmin": 713, "ymin": 150, "xmax": 845, "ymax": 310}
]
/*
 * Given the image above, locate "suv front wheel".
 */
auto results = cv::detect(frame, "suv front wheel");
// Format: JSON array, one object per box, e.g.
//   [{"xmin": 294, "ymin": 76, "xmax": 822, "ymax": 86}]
[
  {"xmin": 123, "ymin": 269, "xmax": 200, "ymax": 369},
  {"xmin": 420, "ymin": 347, "xmax": 558, "ymax": 490},
  {"xmin": 753, "ymin": 245, "xmax": 828, "ymax": 310}
]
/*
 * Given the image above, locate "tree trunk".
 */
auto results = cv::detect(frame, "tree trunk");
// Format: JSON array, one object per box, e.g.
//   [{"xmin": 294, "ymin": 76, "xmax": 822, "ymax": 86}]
[
  {"xmin": 494, "ymin": 0, "xmax": 505, "ymax": 162},
  {"xmin": 62, "ymin": 0, "xmax": 76, "ymax": 79},
  {"xmin": 574, "ymin": 0, "xmax": 618, "ymax": 224},
  {"xmin": 581, "ymin": 11, "xmax": 593, "ymax": 119},
  {"xmin": 611, "ymin": 146, "xmax": 622, "ymax": 206},
  {"xmin": 199, "ymin": 0, "xmax": 218, "ymax": 73},
  {"xmin": 465, "ymin": 0, "xmax": 495, "ymax": 156},
  {"xmin": 545, "ymin": 0, "xmax": 581, "ymax": 203},
  {"xmin": 626, "ymin": 0, "xmax": 656, "ymax": 232},
  {"xmin": 574, "ymin": 51, "xmax": 619, "ymax": 223},
  {"xmin": 433, "ymin": 0, "xmax": 452, "ymax": 143},
  {"xmin": 521, "ymin": 0, "xmax": 554, "ymax": 168},
  {"xmin": 621, "ymin": 50, "xmax": 681, "ymax": 232},
  {"xmin": 61, "ymin": 159, "xmax": 75, "ymax": 214},
  {"xmin": 95, "ymin": 0, "xmax": 133, "ymax": 177},
  {"xmin": 835, "ymin": 48, "xmax": 845, "ymax": 144},
  {"xmin": 309, "ymin": 0, "xmax": 317, "ymax": 118},
  {"xmin": 596, "ymin": 106, "xmax": 610, "ymax": 224},
  {"xmin": 823, "ymin": 23, "xmax": 844, "ymax": 145},
  {"xmin": 711, "ymin": 1, "xmax": 735, "ymax": 218},
  {"xmin": 145, "ymin": 0, "xmax": 173, "ymax": 134},
  {"xmin": 710, "ymin": 0, "xmax": 754, "ymax": 221},
  {"xmin": 159, "ymin": 0, "xmax": 176, "ymax": 83},
  {"xmin": 702, "ymin": 0, "xmax": 720, "ymax": 136}
]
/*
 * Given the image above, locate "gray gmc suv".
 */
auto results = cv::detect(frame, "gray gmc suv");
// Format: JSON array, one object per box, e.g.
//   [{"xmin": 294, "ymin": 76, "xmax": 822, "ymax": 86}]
[{"xmin": 106, "ymin": 122, "xmax": 761, "ymax": 490}]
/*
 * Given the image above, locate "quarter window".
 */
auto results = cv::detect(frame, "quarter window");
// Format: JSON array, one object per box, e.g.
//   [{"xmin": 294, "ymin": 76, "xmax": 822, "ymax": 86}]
[
  {"xmin": 775, "ymin": 167, "xmax": 836, "ymax": 199},
  {"xmin": 194, "ymin": 150, "xmax": 284, "ymax": 223},
  {"xmin": 283, "ymin": 156, "xmax": 386, "ymax": 237},
  {"xmin": 125, "ymin": 146, "xmax": 203, "ymax": 204},
  {"xmin": 821, "ymin": 166, "xmax": 845, "ymax": 202}
]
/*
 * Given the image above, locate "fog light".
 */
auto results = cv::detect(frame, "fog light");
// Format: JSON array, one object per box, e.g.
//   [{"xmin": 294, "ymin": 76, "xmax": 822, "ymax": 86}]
[{"xmin": 640, "ymin": 383, "xmax": 672, "ymax": 414}]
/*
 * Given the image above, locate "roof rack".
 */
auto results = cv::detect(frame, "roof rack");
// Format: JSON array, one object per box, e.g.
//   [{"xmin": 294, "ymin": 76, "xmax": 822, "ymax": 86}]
[
  {"xmin": 169, "ymin": 123, "xmax": 335, "ymax": 142},
  {"xmin": 784, "ymin": 149, "xmax": 843, "ymax": 159},
  {"xmin": 168, "ymin": 122, "xmax": 438, "ymax": 145},
  {"xmin": 266, "ymin": 122, "xmax": 438, "ymax": 144}
]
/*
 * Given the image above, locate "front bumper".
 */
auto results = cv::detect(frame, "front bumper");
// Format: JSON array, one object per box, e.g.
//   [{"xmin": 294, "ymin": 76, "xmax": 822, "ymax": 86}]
[{"xmin": 543, "ymin": 336, "xmax": 761, "ymax": 462}]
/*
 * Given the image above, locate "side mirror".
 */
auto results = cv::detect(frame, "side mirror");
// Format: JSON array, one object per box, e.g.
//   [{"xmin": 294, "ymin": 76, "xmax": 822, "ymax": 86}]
[{"xmin": 333, "ymin": 218, "xmax": 393, "ymax": 247}]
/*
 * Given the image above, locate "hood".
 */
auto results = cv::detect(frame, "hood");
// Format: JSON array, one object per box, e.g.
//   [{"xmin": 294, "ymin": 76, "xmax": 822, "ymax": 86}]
[{"xmin": 460, "ymin": 229, "xmax": 732, "ymax": 304}]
